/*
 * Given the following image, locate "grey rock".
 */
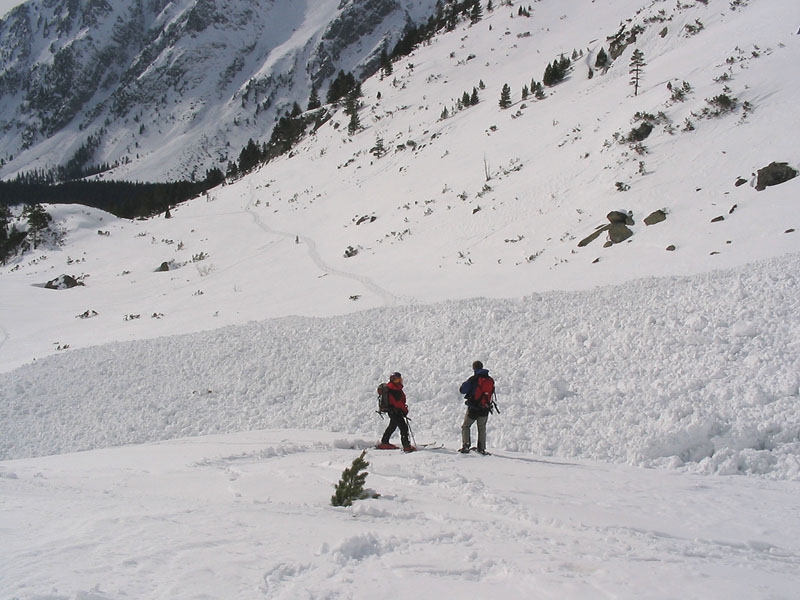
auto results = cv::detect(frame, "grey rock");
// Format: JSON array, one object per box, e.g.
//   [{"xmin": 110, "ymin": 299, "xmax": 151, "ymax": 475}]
[
  {"xmin": 643, "ymin": 210, "xmax": 666, "ymax": 226},
  {"xmin": 608, "ymin": 222, "xmax": 633, "ymax": 244},
  {"xmin": 45, "ymin": 274, "xmax": 83, "ymax": 289},
  {"xmin": 607, "ymin": 210, "xmax": 634, "ymax": 225},
  {"xmin": 755, "ymin": 162, "xmax": 798, "ymax": 191},
  {"xmin": 578, "ymin": 225, "xmax": 610, "ymax": 247}
]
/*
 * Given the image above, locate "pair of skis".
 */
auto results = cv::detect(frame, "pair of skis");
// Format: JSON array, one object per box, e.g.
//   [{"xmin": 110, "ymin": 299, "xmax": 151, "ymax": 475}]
[
  {"xmin": 461, "ymin": 446, "xmax": 491, "ymax": 456},
  {"xmin": 374, "ymin": 443, "xmax": 492, "ymax": 454},
  {"xmin": 374, "ymin": 442, "xmax": 444, "ymax": 452}
]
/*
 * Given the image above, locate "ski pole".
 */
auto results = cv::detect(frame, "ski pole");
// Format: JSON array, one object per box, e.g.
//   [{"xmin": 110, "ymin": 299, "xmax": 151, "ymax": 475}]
[
  {"xmin": 405, "ymin": 415, "xmax": 416, "ymax": 446},
  {"xmin": 491, "ymin": 390, "xmax": 501, "ymax": 414}
]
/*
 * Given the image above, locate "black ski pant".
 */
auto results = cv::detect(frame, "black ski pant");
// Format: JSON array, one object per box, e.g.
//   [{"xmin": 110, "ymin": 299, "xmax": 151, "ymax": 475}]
[{"xmin": 382, "ymin": 410, "xmax": 410, "ymax": 447}]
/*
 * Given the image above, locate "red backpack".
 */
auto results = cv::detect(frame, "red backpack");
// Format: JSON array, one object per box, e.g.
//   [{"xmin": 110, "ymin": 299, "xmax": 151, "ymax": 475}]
[{"xmin": 474, "ymin": 375, "xmax": 495, "ymax": 409}]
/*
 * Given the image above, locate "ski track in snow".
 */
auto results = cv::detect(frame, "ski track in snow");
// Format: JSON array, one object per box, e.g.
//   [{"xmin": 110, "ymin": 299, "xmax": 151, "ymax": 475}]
[
  {"xmin": 197, "ymin": 444, "xmax": 800, "ymax": 597},
  {"xmin": 244, "ymin": 181, "xmax": 414, "ymax": 308}
]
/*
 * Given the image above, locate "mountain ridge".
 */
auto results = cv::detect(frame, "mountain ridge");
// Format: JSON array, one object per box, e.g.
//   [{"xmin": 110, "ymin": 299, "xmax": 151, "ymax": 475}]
[{"xmin": 0, "ymin": 0, "xmax": 438, "ymax": 181}]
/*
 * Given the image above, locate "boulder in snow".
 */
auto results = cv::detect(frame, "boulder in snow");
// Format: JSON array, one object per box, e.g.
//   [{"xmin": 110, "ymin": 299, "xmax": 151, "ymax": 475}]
[
  {"xmin": 755, "ymin": 162, "xmax": 797, "ymax": 191},
  {"xmin": 45, "ymin": 275, "xmax": 83, "ymax": 290}
]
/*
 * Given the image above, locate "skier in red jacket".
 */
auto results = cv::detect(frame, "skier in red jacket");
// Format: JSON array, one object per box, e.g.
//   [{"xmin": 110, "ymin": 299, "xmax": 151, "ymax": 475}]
[{"xmin": 376, "ymin": 372, "xmax": 414, "ymax": 451}]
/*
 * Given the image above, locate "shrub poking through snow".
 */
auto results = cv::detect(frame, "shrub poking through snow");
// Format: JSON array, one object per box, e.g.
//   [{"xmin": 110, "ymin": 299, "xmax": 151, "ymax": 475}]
[{"xmin": 331, "ymin": 450, "xmax": 371, "ymax": 507}]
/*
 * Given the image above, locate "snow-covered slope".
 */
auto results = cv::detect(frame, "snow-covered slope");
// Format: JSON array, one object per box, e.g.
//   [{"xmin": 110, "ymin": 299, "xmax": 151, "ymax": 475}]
[
  {"xmin": 3, "ymin": 429, "xmax": 799, "ymax": 600},
  {"xmin": 1, "ymin": 1, "xmax": 799, "ymax": 471},
  {"xmin": 2, "ymin": 0, "xmax": 798, "ymax": 367},
  {"xmin": 4, "ymin": 250, "xmax": 800, "ymax": 480},
  {"xmin": 2, "ymin": 4, "xmax": 800, "ymax": 596}
]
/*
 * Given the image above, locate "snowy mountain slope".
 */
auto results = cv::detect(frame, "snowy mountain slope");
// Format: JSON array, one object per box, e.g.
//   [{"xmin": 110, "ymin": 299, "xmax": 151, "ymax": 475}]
[
  {"xmin": 2, "ymin": 4, "xmax": 800, "ymax": 596},
  {"xmin": 3, "ymin": 250, "xmax": 800, "ymax": 480},
  {"xmin": 0, "ymin": 0, "xmax": 439, "ymax": 181},
  {"xmin": 1, "ymin": 0, "xmax": 798, "ymax": 369},
  {"xmin": 0, "ymin": 1, "xmax": 799, "ymax": 473}
]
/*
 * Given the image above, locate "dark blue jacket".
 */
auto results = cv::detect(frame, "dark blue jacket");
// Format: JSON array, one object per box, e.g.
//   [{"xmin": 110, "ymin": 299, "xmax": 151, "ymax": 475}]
[{"xmin": 460, "ymin": 368, "xmax": 491, "ymax": 414}]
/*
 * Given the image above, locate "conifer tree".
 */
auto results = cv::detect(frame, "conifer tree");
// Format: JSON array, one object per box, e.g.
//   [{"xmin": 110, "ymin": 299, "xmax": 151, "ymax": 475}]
[
  {"xmin": 629, "ymin": 49, "xmax": 646, "ymax": 96},
  {"xmin": 543, "ymin": 62, "xmax": 554, "ymax": 86},
  {"xmin": 347, "ymin": 92, "xmax": 361, "ymax": 134},
  {"xmin": 0, "ymin": 204, "xmax": 10, "ymax": 244},
  {"xmin": 470, "ymin": 87, "xmax": 479, "ymax": 105},
  {"xmin": 238, "ymin": 138, "xmax": 263, "ymax": 174},
  {"xmin": 0, "ymin": 204, "xmax": 14, "ymax": 260},
  {"xmin": 326, "ymin": 70, "xmax": 357, "ymax": 104},
  {"xmin": 499, "ymin": 83, "xmax": 512, "ymax": 109},
  {"xmin": 470, "ymin": 0, "xmax": 483, "ymax": 24},
  {"xmin": 595, "ymin": 47, "xmax": 609, "ymax": 69},
  {"xmin": 380, "ymin": 46, "xmax": 393, "ymax": 77},
  {"xmin": 23, "ymin": 203, "xmax": 52, "ymax": 249},
  {"xmin": 307, "ymin": 85, "xmax": 321, "ymax": 110},
  {"xmin": 371, "ymin": 136, "xmax": 386, "ymax": 158},
  {"xmin": 331, "ymin": 450, "xmax": 371, "ymax": 507}
]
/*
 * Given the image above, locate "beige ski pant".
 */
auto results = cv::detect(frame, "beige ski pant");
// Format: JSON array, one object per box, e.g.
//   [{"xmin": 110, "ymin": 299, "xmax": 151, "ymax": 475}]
[{"xmin": 461, "ymin": 411, "xmax": 488, "ymax": 450}]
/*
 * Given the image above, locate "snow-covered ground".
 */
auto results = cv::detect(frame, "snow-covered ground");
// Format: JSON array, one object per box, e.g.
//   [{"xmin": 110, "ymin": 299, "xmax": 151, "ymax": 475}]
[
  {"xmin": 3, "ymin": 252, "xmax": 800, "ymax": 598},
  {"xmin": 3, "ymin": 252, "xmax": 800, "ymax": 478},
  {"xmin": 3, "ymin": 429, "xmax": 800, "ymax": 599},
  {"xmin": 2, "ymin": 0, "xmax": 800, "ymax": 597}
]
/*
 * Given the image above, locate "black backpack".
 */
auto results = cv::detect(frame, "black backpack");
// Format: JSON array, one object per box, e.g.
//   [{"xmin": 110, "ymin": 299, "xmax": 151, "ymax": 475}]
[{"xmin": 376, "ymin": 383, "xmax": 390, "ymax": 413}]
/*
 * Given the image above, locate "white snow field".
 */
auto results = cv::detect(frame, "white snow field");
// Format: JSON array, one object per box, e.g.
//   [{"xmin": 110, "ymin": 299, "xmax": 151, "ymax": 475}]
[{"xmin": 2, "ymin": 429, "xmax": 799, "ymax": 600}]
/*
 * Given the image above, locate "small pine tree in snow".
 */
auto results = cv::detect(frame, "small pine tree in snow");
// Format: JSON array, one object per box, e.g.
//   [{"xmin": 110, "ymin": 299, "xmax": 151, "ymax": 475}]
[
  {"xmin": 543, "ymin": 63, "xmax": 553, "ymax": 86},
  {"xmin": 331, "ymin": 450, "xmax": 371, "ymax": 507},
  {"xmin": 595, "ymin": 47, "xmax": 609, "ymax": 69},
  {"xmin": 371, "ymin": 136, "xmax": 387, "ymax": 158},
  {"xmin": 499, "ymin": 84, "xmax": 512, "ymax": 109},
  {"xmin": 346, "ymin": 91, "xmax": 361, "ymax": 134},
  {"xmin": 470, "ymin": 87, "xmax": 479, "ymax": 105}
]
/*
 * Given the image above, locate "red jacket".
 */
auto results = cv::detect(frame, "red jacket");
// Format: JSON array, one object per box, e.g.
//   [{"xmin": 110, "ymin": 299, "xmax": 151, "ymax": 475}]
[{"xmin": 386, "ymin": 381, "xmax": 408, "ymax": 414}]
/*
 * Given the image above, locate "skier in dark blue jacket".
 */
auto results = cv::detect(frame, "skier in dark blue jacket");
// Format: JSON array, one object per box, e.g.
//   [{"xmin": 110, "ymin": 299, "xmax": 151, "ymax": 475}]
[{"xmin": 459, "ymin": 360, "xmax": 494, "ymax": 454}]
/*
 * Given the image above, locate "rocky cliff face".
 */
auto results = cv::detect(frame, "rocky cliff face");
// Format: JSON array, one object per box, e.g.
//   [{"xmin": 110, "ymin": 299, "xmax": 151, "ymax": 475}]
[{"xmin": 0, "ymin": 0, "xmax": 435, "ymax": 181}]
